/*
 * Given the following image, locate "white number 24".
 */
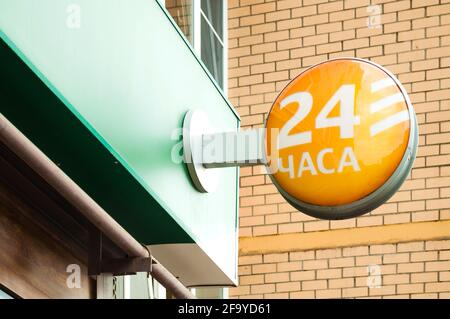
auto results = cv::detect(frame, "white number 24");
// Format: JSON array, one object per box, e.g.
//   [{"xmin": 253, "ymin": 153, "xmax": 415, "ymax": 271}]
[{"xmin": 277, "ymin": 84, "xmax": 360, "ymax": 150}]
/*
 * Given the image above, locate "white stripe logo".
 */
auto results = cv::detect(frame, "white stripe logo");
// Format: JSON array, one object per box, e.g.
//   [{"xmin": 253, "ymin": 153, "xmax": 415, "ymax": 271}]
[
  {"xmin": 369, "ymin": 78, "xmax": 409, "ymax": 136},
  {"xmin": 370, "ymin": 93, "xmax": 404, "ymax": 113},
  {"xmin": 370, "ymin": 110, "xmax": 409, "ymax": 136},
  {"xmin": 371, "ymin": 78, "xmax": 396, "ymax": 93}
]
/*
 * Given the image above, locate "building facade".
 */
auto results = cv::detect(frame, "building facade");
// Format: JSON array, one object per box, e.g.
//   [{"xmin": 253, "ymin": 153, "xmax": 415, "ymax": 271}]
[
  {"xmin": 1, "ymin": 0, "xmax": 449, "ymax": 300},
  {"xmin": 227, "ymin": 0, "xmax": 450, "ymax": 298},
  {"xmin": 0, "ymin": 0, "xmax": 237, "ymax": 299}
]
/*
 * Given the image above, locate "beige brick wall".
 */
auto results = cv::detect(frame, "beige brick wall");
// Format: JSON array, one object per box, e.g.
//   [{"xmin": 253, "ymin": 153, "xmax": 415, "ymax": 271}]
[
  {"xmin": 230, "ymin": 240, "xmax": 450, "ymax": 298},
  {"xmin": 227, "ymin": 0, "xmax": 450, "ymax": 298}
]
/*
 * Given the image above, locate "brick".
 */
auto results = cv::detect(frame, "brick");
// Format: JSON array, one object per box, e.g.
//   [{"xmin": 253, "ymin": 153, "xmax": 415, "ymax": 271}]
[
  {"xmin": 412, "ymin": 167, "xmax": 439, "ymax": 179},
  {"xmin": 427, "ymin": 177, "xmax": 450, "ymax": 188},
  {"xmin": 316, "ymin": 289, "xmax": 342, "ymax": 299},
  {"xmin": 302, "ymin": 280, "xmax": 327, "ymax": 291},
  {"xmin": 343, "ymin": 266, "xmax": 368, "ymax": 278},
  {"xmin": 264, "ymin": 292, "xmax": 288, "ymax": 299},
  {"xmin": 369, "ymin": 285, "xmax": 396, "ymax": 296},
  {"xmin": 276, "ymin": 281, "xmax": 301, "ymax": 292},
  {"xmin": 330, "ymin": 219, "xmax": 356, "ymax": 229},
  {"xmin": 240, "ymin": 255, "xmax": 263, "ymax": 266},
  {"xmin": 397, "ymin": 283, "xmax": 424, "ymax": 294},
  {"xmin": 290, "ymin": 270, "xmax": 315, "ymax": 281},
  {"xmin": 411, "ymin": 293, "xmax": 439, "ymax": 299},
  {"xmin": 427, "ymin": 4, "xmax": 450, "ymax": 16},
  {"xmin": 330, "ymin": 9, "xmax": 355, "ymax": 22},
  {"xmin": 399, "ymin": 201, "xmax": 425, "ymax": 212},
  {"xmin": 230, "ymin": 285, "xmax": 250, "ymax": 296},
  {"xmin": 330, "ymin": 29, "xmax": 356, "ymax": 42},
  {"xmin": 264, "ymin": 213, "xmax": 289, "ymax": 225},
  {"xmin": 356, "ymin": 255, "xmax": 382, "ymax": 266},
  {"xmin": 317, "ymin": 42, "xmax": 343, "ymax": 54},
  {"xmin": 343, "ymin": 38, "xmax": 369, "ymax": 50},
  {"xmin": 238, "ymin": 265, "xmax": 252, "ymax": 276},
  {"xmin": 344, "ymin": 0, "xmax": 369, "ymax": 9},
  {"xmin": 253, "ymin": 225, "xmax": 277, "ymax": 236},
  {"xmin": 398, "ymin": 262, "xmax": 425, "ymax": 273},
  {"xmin": 425, "ymin": 282, "xmax": 450, "ymax": 293},
  {"xmin": 439, "ymin": 271, "xmax": 450, "ymax": 281},
  {"xmin": 240, "ymin": 195, "xmax": 265, "ymax": 207},
  {"xmin": 426, "ymin": 199, "xmax": 450, "ymax": 210},
  {"xmin": 290, "ymin": 251, "xmax": 315, "ymax": 261},
  {"xmin": 264, "ymin": 50, "xmax": 289, "ymax": 62},
  {"xmin": 277, "ymin": 18, "xmax": 302, "ymax": 31},
  {"xmin": 317, "ymin": 22, "xmax": 342, "ymax": 34},
  {"xmin": 304, "ymin": 34, "xmax": 329, "ymax": 46},
  {"xmin": 383, "ymin": 253, "xmax": 410, "ymax": 264},
  {"xmin": 357, "ymin": 216, "xmax": 383, "ymax": 227},
  {"xmin": 316, "ymin": 248, "xmax": 341, "ymax": 259},
  {"xmin": 342, "ymin": 287, "xmax": 368, "ymax": 298},
  {"xmin": 318, "ymin": 1, "xmax": 343, "ymax": 13},
  {"xmin": 371, "ymin": 34, "xmax": 397, "ymax": 46},
  {"xmin": 291, "ymin": 46, "xmax": 316, "ymax": 59},
  {"xmin": 265, "ymin": 9, "xmax": 291, "ymax": 22},
  {"xmin": 398, "ymin": 8, "xmax": 425, "ymax": 21},
  {"xmin": 251, "ymin": 2, "xmax": 275, "ymax": 15},
  {"xmin": 241, "ymin": 176, "xmax": 265, "ymax": 188},
  {"xmin": 251, "ymin": 283, "xmax": 275, "ymax": 294},
  {"xmin": 384, "ymin": 213, "xmax": 411, "ymax": 224},
  {"xmin": 240, "ymin": 274, "xmax": 264, "ymax": 285},
  {"xmin": 370, "ymin": 244, "xmax": 396, "ymax": 255},
  {"xmin": 241, "ymin": 14, "xmax": 265, "ymax": 27},
  {"xmin": 397, "ymin": 242, "xmax": 424, "ymax": 252},
  {"xmin": 329, "ymin": 278, "xmax": 354, "ymax": 289},
  {"xmin": 263, "ymin": 253, "xmax": 288, "ymax": 263},
  {"xmin": 265, "ymin": 272, "xmax": 289, "ymax": 283},
  {"xmin": 276, "ymin": 0, "xmax": 302, "ymax": 11},
  {"xmin": 253, "ymin": 263, "xmax": 276, "ymax": 274},
  {"xmin": 440, "ymin": 251, "xmax": 450, "ymax": 261},
  {"xmin": 389, "ymin": 191, "xmax": 411, "ymax": 203},
  {"xmin": 277, "ymin": 261, "xmax": 301, "ymax": 272},
  {"xmin": 229, "ymin": 7, "xmax": 251, "ymax": 19},
  {"xmin": 425, "ymin": 261, "xmax": 450, "ymax": 272},
  {"xmin": 291, "ymin": 5, "xmax": 317, "ymax": 18},
  {"xmin": 240, "ymin": 216, "xmax": 265, "ymax": 227},
  {"xmin": 317, "ymin": 268, "xmax": 342, "ymax": 280},
  {"xmin": 303, "ymin": 260, "xmax": 328, "ymax": 271},
  {"xmin": 304, "ymin": 220, "xmax": 329, "ymax": 232},
  {"xmin": 383, "ymin": 274, "xmax": 410, "ymax": 285},
  {"xmin": 411, "ymin": 272, "xmax": 438, "ymax": 283},
  {"xmin": 385, "ymin": 41, "xmax": 411, "ymax": 54},
  {"xmin": 343, "ymin": 246, "xmax": 369, "ymax": 257},
  {"xmin": 330, "ymin": 257, "xmax": 355, "ymax": 268},
  {"xmin": 384, "ymin": 21, "xmax": 411, "ymax": 33},
  {"xmin": 239, "ymin": 54, "xmax": 264, "ymax": 67},
  {"xmin": 290, "ymin": 291, "xmax": 315, "ymax": 298},
  {"xmin": 304, "ymin": 13, "xmax": 328, "ymax": 26},
  {"xmin": 278, "ymin": 222, "xmax": 303, "ymax": 233},
  {"xmin": 412, "ymin": 211, "xmax": 439, "ymax": 222},
  {"xmin": 253, "ymin": 204, "xmax": 277, "ymax": 215}
]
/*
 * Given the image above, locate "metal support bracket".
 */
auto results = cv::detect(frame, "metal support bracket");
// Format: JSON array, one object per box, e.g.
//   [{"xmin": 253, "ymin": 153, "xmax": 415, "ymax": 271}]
[
  {"xmin": 88, "ymin": 228, "xmax": 153, "ymax": 276},
  {"xmin": 183, "ymin": 110, "xmax": 266, "ymax": 193}
]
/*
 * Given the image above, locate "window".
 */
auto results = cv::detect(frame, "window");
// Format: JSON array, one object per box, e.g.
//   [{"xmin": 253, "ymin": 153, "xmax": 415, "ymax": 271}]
[
  {"xmin": 200, "ymin": 0, "xmax": 225, "ymax": 89},
  {"xmin": 163, "ymin": 0, "xmax": 227, "ymax": 92}
]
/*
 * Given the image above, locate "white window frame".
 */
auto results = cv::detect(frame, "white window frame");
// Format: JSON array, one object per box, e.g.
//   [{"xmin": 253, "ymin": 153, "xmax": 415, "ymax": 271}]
[
  {"xmin": 193, "ymin": 0, "xmax": 228, "ymax": 95},
  {"xmin": 161, "ymin": 0, "xmax": 228, "ymax": 94}
]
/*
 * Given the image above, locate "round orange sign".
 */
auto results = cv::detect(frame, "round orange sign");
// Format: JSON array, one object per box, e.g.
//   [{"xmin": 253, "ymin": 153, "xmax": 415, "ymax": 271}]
[{"xmin": 265, "ymin": 58, "xmax": 418, "ymax": 219}]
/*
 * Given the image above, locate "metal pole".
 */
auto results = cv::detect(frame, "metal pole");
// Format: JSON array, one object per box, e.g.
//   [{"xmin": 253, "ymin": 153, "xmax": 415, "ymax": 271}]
[{"xmin": 0, "ymin": 113, "xmax": 194, "ymax": 299}]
